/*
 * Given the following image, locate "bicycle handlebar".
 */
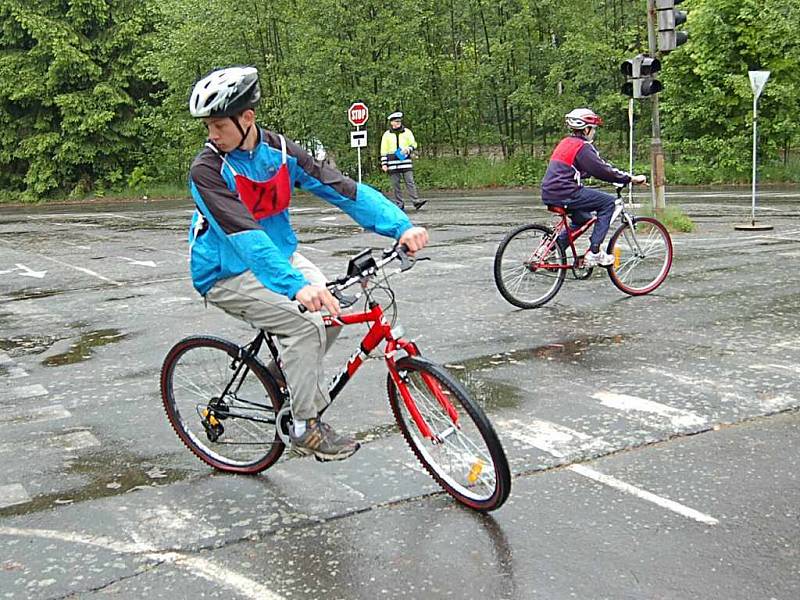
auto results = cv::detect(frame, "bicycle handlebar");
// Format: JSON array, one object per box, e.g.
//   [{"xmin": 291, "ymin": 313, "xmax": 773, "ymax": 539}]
[{"xmin": 298, "ymin": 243, "xmax": 418, "ymax": 313}]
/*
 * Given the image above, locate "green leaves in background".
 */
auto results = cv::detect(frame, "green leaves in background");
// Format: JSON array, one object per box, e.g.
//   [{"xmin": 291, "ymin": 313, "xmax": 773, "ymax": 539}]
[{"xmin": 1, "ymin": 0, "xmax": 798, "ymax": 198}]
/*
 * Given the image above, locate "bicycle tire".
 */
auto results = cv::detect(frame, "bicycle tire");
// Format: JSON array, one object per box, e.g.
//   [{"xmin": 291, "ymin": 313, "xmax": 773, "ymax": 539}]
[
  {"xmin": 387, "ymin": 356, "xmax": 511, "ymax": 511},
  {"xmin": 161, "ymin": 335, "xmax": 285, "ymax": 473},
  {"xmin": 606, "ymin": 216, "xmax": 673, "ymax": 295},
  {"xmin": 493, "ymin": 223, "xmax": 567, "ymax": 309}
]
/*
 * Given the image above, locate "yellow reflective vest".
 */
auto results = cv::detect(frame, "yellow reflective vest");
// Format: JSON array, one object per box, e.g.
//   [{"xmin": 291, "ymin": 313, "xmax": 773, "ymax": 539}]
[{"xmin": 380, "ymin": 127, "xmax": 417, "ymax": 172}]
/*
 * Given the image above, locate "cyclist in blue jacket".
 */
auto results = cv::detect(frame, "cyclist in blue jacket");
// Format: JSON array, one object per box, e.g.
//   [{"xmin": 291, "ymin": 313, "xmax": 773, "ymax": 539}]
[
  {"xmin": 187, "ymin": 66, "xmax": 428, "ymax": 461},
  {"xmin": 541, "ymin": 108, "xmax": 647, "ymax": 267}
]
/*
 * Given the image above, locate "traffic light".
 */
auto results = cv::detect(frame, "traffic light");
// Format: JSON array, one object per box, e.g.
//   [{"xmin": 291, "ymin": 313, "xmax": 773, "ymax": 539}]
[
  {"xmin": 620, "ymin": 54, "xmax": 662, "ymax": 99},
  {"xmin": 656, "ymin": 0, "xmax": 688, "ymax": 53}
]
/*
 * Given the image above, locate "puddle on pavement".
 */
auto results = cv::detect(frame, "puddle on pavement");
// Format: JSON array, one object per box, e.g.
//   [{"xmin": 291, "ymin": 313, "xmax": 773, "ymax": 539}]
[
  {"xmin": 458, "ymin": 372, "xmax": 523, "ymax": 411},
  {"xmin": 0, "ymin": 451, "xmax": 192, "ymax": 518},
  {"xmin": 0, "ymin": 334, "xmax": 60, "ymax": 356},
  {"xmin": 453, "ymin": 334, "xmax": 628, "ymax": 371},
  {"xmin": 42, "ymin": 328, "xmax": 129, "ymax": 366}
]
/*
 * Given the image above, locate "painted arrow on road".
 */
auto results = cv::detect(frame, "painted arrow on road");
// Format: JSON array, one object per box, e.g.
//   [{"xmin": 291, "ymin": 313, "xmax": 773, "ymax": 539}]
[
  {"xmin": 120, "ymin": 257, "xmax": 157, "ymax": 268},
  {"xmin": 0, "ymin": 264, "xmax": 47, "ymax": 278}
]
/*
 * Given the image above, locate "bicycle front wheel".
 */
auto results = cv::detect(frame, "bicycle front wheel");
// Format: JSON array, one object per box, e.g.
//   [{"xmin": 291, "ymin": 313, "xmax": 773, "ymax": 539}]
[
  {"xmin": 387, "ymin": 356, "xmax": 511, "ymax": 511},
  {"xmin": 493, "ymin": 223, "xmax": 567, "ymax": 309},
  {"xmin": 607, "ymin": 216, "xmax": 673, "ymax": 295},
  {"xmin": 161, "ymin": 336, "xmax": 285, "ymax": 473}
]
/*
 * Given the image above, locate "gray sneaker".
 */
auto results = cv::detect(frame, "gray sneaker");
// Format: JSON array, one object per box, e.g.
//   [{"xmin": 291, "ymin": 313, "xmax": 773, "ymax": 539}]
[{"xmin": 289, "ymin": 419, "xmax": 360, "ymax": 462}]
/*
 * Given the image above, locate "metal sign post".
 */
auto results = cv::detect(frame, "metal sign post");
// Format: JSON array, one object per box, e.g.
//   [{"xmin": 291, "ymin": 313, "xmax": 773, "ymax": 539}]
[
  {"xmin": 347, "ymin": 102, "xmax": 369, "ymax": 184},
  {"xmin": 628, "ymin": 98, "xmax": 635, "ymax": 205},
  {"xmin": 735, "ymin": 71, "xmax": 772, "ymax": 231}
]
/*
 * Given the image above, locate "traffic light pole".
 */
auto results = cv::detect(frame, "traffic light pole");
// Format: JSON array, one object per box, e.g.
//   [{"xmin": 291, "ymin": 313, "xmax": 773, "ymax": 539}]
[{"xmin": 647, "ymin": 0, "xmax": 667, "ymax": 211}]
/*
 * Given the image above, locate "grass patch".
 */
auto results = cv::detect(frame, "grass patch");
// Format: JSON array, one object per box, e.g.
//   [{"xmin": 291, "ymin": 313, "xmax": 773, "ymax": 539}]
[{"xmin": 637, "ymin": 205, "xmax": 695, "ymax": 233}]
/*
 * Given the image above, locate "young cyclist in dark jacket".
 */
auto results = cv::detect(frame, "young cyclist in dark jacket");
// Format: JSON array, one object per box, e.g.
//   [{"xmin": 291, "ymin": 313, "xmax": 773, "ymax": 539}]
[{"xmin": 541, "ymin": 108, "xmax": 647, "ymax": 266}]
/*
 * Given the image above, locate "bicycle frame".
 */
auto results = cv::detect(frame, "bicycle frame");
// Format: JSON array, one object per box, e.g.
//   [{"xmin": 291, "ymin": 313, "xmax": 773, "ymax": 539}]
[
  {"xmin": 536, "ymin": 199, "xmax": 640, "ymax": 268},
  {"xmin": 232, "ymin": 300, "xmax": 459, "ymax": 443}
]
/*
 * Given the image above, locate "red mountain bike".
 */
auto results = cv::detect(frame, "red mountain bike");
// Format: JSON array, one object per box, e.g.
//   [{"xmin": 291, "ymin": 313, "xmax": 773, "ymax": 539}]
[
  {"xmin": 494, "ymin": 186, "xmax": 673, "ymax": 309},
  {"xmin": 161, "ymin": 246, "xmax": 511, "ymax": 511}
]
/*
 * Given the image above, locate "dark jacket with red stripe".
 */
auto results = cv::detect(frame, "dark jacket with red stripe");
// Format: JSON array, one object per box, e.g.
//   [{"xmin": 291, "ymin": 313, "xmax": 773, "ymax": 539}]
[{"xmin": 541, "ymin": 134, "xmax": 632, "ymax": 202}]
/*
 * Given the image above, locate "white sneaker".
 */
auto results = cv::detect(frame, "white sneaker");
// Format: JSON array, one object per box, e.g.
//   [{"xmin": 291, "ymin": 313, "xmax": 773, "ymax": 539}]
[{"xmin": 584, "ymin": 250, "xmax": 615, "ymax": 267}]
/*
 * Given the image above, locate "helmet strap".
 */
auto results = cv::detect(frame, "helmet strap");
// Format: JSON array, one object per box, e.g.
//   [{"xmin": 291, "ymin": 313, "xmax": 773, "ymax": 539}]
[{"xmin": 230, "ymin": 116, "xmax": 253, "ymax": 150}]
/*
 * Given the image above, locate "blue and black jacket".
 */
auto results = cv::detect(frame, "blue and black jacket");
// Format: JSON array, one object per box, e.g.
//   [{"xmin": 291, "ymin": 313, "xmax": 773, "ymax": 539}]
[{"xmin": 188, "ymin": 128, "xmax": 412, "ymax": 298}]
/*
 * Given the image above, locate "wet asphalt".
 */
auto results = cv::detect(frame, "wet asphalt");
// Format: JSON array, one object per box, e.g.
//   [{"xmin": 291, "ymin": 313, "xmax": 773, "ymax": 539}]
[{"xmin": 0, "ymin": 187, "xmax": 798, "ymax": 599}]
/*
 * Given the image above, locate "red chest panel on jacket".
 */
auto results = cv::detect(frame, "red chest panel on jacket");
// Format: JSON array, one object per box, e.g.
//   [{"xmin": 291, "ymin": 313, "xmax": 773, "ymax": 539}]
[
  {"xmin": 550, "ymin": 137, "xmax": 585, "ymax": 166},
  {"xmin": 235, "ymin": 163, "xmax": 291, "ymax": 220}
]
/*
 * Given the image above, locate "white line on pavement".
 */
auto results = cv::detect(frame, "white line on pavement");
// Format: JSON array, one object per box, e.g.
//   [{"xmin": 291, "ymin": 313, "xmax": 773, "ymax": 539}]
[
  {"xmin": 11, "ymin": 384, "xmax": 48, "ymax": 399},
  {"xmin": 0, "ymin": 404, "xmax": 71, "ymax": 425},
  {"xmin": 591, "ymin": 391, "xmax": 707, "ymax": 428},
  {"xmin": 497, "ymin": 418, "xmax": 611, "ymax": 458},
  {"xmin": 37, "ymin": 254, "xmax": 122, "ymax": 285},
  {"xmin": 0, "ymin": 484, "xmax": 30, "ymax": 509},
  {"xmin": 568, "ymin": 464, "xmax": 719, "ymax": 525},
  {"xmin": 0, "ymin": 526, "xmax": 285, "ymax": 600}
]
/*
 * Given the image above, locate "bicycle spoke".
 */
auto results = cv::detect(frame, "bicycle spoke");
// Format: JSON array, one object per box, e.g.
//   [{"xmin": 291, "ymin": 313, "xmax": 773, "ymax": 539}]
[
  {"xmin": 162, "ymin": 338, "xmax": 285, "ymax": 472},
  {"xmin": 494, "ymin": 224, "xmax": 566, "ymax": 309},
  {"xmin": 395, "ymin": 366, "xmax": 501, "ymax": 501},
  {"xmin": 608, "ymin": 218, "xmax": 673, "ymax": 295}
]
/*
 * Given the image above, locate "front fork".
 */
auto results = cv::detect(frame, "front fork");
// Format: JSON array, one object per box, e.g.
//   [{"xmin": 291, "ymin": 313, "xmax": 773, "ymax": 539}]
[{"xmin": 387, "ymin": 338, "xmax": 460, "ymax": 442}]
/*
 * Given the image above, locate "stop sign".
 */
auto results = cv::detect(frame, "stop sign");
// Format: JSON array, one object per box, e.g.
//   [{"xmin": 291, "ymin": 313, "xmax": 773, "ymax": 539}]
[{"xmin": 348, "ymin": 102, "xmax": 369, "ymax": 127}]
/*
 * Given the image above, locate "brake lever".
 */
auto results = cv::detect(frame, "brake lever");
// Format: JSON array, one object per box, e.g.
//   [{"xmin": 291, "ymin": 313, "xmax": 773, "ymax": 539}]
[
  {"xmin": 332, "ymin": 287, "xmax": 360, "ymax": 308},
  {"xmin": 395, "ymin": 246, "xmax": 414, "ymax": 272}
]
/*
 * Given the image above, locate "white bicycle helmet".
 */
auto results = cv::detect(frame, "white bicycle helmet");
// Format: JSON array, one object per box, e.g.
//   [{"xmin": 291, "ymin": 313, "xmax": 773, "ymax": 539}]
[
  {"xmin": 565, "ymin": 108, "xmax": 604, "ymax": 130},
  {"xmin": 189, "ymin": 66, "xmax": 261, "ymax": 118}
]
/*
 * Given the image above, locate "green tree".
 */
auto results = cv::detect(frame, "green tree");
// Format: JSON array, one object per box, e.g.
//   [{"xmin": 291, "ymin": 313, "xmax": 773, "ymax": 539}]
[
  {"xmin": 0, "ymin": 0, "xmax": 161, "ymax": 198},
  {"xmin": 660, "ymin": 0, "xmax": 800, "ymax": 179}
]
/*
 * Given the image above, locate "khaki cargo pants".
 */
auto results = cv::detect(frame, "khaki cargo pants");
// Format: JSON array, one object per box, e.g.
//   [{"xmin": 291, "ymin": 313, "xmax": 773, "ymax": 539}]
[{"xmin": 205, "ymin": 253, "xmax": 339, "ymax": 420}]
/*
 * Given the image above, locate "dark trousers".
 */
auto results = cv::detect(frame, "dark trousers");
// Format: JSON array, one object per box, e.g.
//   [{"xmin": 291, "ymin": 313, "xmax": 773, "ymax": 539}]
[
  {"xmin": 388, "ymin": 170, "xmax": 418, "ymax": 208},
  {"xmin": 548, "ymin": 187, "xmax": 616, "ymax": 252}
]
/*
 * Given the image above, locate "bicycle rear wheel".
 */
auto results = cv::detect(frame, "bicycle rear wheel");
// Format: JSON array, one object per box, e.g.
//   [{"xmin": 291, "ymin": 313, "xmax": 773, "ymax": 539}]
[
  {"xmin": 161, "ymin": 336, "xmax": 285, "ymax": 473},
  {"xmin": 606, "ymin": 217, "xmax": 673, "ymax": 295},
  {"xmin": 493, "ymin": 223, "xmax": 567, "ymax": 309},
  {"xmin": 387, "ymin": 356, "xmax": 511, "ymax": 511}
]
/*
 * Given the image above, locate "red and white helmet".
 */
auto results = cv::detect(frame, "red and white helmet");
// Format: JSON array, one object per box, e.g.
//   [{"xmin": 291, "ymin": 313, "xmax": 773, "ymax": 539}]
[{"xmin": 565, "ymin": 108, "xmax": 604, "ymax": 130}]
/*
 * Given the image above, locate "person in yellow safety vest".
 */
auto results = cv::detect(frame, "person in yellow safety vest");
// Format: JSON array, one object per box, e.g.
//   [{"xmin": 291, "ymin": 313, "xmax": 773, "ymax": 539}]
[{"xmin": 380, "ymin": 112, "xmax": 426, "ymax": 211}]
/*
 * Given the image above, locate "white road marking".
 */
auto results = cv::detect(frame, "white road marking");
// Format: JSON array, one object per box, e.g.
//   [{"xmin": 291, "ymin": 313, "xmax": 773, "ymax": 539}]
[
  {"xmin": 36, "ymin": 254, "xmax": 122, "ymax": 284},
  {"xmin": 0, "ymin": 430, "xmax": 99, "ymax": 455},
  {"xmin": 497, "ymin": 418, "xmax": 611, "ymax": 458},
  {"xmin": 0, "ymin": 484, "xmax": 30, "ymax": 509},
  {"xmin": 0, "ymin": 353, "xmax": 26, "ymax": 377},
  {"xmin": 769, "ymin": 339, "xmax": 800, "ymax": 350},
  {"xmin": 11, "ymin": 384, "xmax": 48, "ymax": 399},
  {"xmin": 0, "ymin": 526, "xmax": 286, "ymax": 600},
  {"xmin": 497, "ymin": 417, "xmax": 719, "ymax": 525},
  {"xmin": 750, "ymin": 363, "xmax": 800, "ymax": 374},
  {"xmin": 0, "ymin": 404, "xmax": 71, "ymax": 425},
  {"xmin": 120, "ymin": 257, "xmax": 157, "ymax": 268},
  {"xmin": 569, "ymin": 464, "xmax": 719, "ymax": 525},
  {"xmin": 0, "ymin": 263, "xmax": 47, "ymax": 278},
  {"xmin": 591, "ymin": 391, "xmax": 707, "ymax": 428},
  {"xmin": 3, "ymin": 365, "xmax": 29, "ymax": 378},
  {"xmin": 51, "ymin": 431, "xmax": 101, "ymax": 451}
]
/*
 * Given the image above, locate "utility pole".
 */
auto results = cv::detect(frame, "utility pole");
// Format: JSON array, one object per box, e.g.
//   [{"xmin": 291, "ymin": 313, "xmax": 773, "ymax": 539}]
[{"xmin": 646, "ymin": 0, "xmax": 666, "ymax": 211}]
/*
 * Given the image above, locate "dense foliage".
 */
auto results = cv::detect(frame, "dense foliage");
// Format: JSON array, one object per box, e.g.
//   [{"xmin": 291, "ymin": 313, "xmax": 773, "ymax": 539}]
[{"xmin": 0, "ymin": 0, "xmax": 798, "ymax": 199}]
